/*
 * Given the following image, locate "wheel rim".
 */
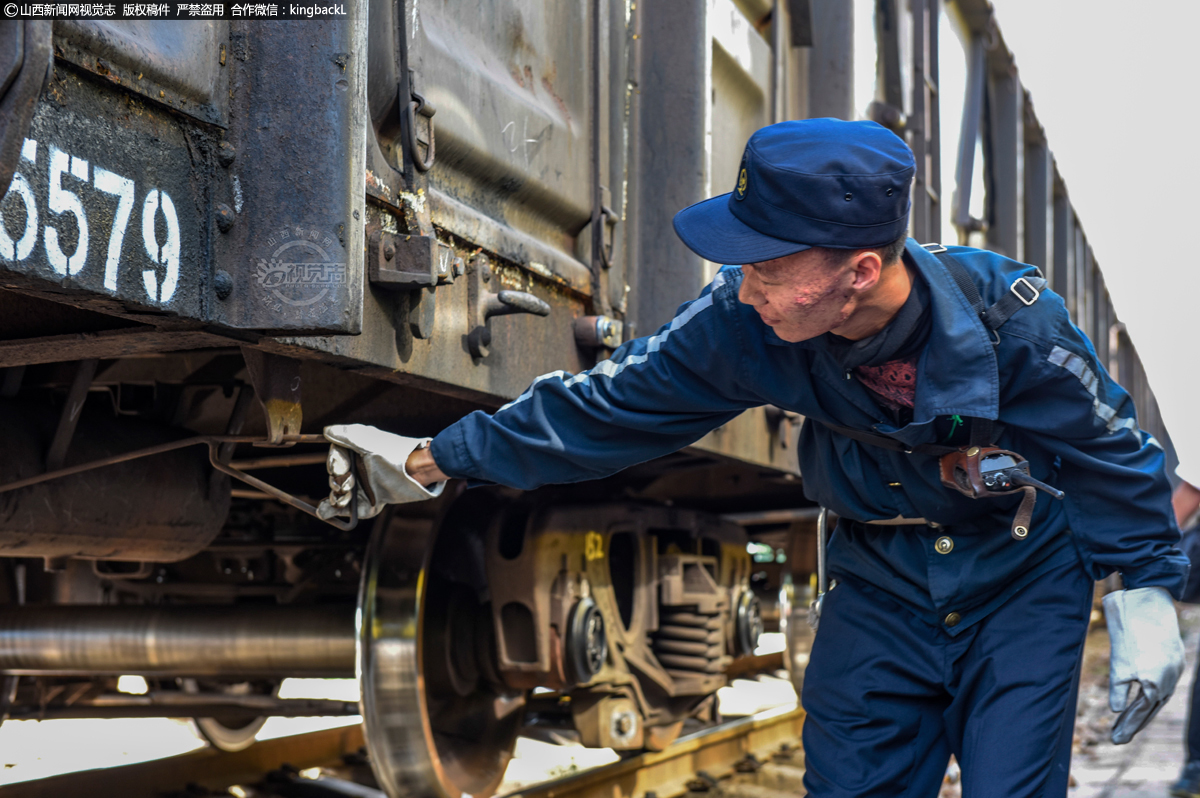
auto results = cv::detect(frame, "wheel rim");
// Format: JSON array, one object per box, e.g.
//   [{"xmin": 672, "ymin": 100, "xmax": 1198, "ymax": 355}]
[
  {"xmin": 182, "ymin": 678, "xmax": 276, "ymax": 752},
  {"xmin": 735, "ymin": 590, "xmax": 764, "ymax": 656},
  {"xmin": 358, "ymin": 496, "xmax": 525, "ymax": 798}
]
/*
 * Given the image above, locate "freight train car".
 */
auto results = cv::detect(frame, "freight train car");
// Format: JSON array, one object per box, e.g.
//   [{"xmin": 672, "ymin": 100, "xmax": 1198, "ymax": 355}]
[{"xmin": 0, "ymin": 2, "xmax": 1174, "ymax": 796}]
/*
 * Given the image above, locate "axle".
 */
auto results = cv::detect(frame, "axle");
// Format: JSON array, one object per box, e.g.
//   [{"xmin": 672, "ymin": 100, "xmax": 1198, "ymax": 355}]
[{"xmin": 0, "ymin": 604, "xmax": 356, "ymax": 677}]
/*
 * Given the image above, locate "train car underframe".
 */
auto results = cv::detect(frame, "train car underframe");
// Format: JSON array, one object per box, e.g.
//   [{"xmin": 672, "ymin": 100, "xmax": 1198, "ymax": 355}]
[{"xmin": 0, "ymin": 341, "xmax": 812, "ymax": 797}]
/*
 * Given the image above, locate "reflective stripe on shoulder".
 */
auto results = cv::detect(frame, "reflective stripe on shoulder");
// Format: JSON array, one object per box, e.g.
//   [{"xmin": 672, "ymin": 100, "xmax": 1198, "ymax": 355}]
[
  {"xmin": 497, "ymin": 272, "xmax": 728, "ymax": 414},
  {"xmin": 1047, "ymin": 345, "xmax": 1137, "ymax": 433}
]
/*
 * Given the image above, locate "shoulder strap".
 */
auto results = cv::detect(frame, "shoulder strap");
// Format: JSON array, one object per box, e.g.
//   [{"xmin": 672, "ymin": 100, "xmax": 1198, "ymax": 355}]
[
  {"xmin": 921, "ymin": 243, "xmax": 1047, "ymax": 335},
  {"xmin": 813, "ymin": 417, "xmax": 1002, "ymax": 455},
  {"xmin": 813, "ymin": 419, "xmax": 959, "ymax": 456},
  {"xmin": 969, "ymin": 417, "xmax": 1001, "ymax": 448}
]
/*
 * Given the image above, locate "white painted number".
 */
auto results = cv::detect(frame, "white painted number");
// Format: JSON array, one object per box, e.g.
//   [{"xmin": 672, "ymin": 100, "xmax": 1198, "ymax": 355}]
[
  {"xmin": 0, "ymin": 173, "xmax": 37, "ymax": 262},
  {"xmin": 44, "ymin": 146, "xmax": 90, "ymax": 276},
  {"xmin": 0, "ymin": 140, "xmax": 38, "ymax": 261},
  {"xmin": 140, "ymin": 189, "xmax": 180, "ymax": 304},
  {"xmin": 92, "ymin": 167, "xmax": 135, "ymax": 292},
  {"xmin": 0, "ymin": 138, "xmax": 182, "ymax": 305}
]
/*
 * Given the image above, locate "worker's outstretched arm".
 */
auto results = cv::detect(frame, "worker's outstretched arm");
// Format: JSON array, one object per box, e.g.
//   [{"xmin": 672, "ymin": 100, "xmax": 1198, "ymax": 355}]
[
  {"xmin": 321, "ymin": 268, "xmax": 763, "ymax": 514},
  {"xmin": 427, "ymin": 268, "xmax": 762, "ymax": 490}
]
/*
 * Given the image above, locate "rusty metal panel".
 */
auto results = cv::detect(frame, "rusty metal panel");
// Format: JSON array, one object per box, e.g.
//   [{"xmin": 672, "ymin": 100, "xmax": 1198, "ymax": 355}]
[
  {"xmin": 406, "ymin": 0, "xmax": 594, "ymax": 289},
  {"xmin": 627, "ymin": 0, "xmax": 707, "ymax": 336},
  {"xmin": 209, "ymin": 19, "xmax": 368, "ymax": 333},
  {"xmin": 1, "ymin": 19, "xmax": 367, "ymax": 335},
  {"xmin": 272, "ymin": 225, "xmax": 590, "ymax": 405},
  {"xmin": 806, "ymin": 0, "xmax": 853, "ymax": 120},
  {"xmin": 0, "ymin": 66, "xmax": 212, "ymax": 319},
  {"xmin": 52, "ymin": 21, "xmax": 230, "ymax": 126},
  {"xmin": 630, "ymin": 0, "xmax": 775, "ymax": 318},
  {"xmin": 708, "ymin": 0, "xmax": 772, "ymax": 286},
  {"xmin": 274, "ymin": 0, "xmax": 802, "ymax": 475}
]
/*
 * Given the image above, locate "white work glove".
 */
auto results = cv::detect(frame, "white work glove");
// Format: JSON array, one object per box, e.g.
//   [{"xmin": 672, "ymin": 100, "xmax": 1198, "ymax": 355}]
[
  {"xmin": 1103, "ymin": 586, "xmax": 1185, "ymax": 744},
  {"xmin": 317, "ymin": 424, "xmax": 446, "ymax": 520}
]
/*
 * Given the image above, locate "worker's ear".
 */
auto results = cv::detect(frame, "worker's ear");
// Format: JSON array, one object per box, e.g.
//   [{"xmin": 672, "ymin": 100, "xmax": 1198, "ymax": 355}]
[{"xmin": 846, "ymin": 250, "xmax": 884, "ymax": 291}]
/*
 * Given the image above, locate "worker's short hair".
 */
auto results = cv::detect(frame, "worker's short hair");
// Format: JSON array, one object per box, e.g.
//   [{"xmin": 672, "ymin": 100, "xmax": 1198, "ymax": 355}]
[
  {"xmin": 815, "ymin": 232, "xmax": 910, "ymax": 270},
  {"xmin": 874, "ymin": 232, "xmax": 910, "ymax": 266}
]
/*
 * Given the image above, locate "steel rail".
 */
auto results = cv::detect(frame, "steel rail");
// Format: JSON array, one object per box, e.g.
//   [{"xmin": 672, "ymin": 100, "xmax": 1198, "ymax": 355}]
[
  {"xmin": 0, "ymin": 723, "xmax": 367, "ymax": 798},
  {"xmin": 0, "ymin": 702, "xmax": 805, "ymax": 798},
  {"xmin": 509, "ymin": 704, "xmax": 806, "ymax": 798}
]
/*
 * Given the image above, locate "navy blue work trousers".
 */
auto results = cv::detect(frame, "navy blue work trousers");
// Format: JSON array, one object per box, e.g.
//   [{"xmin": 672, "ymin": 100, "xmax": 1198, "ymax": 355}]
[
  {"xmin": 801, "ymin": 556, "xmax": 1094, "ymax": 797},
  {"xmin": 1187, "ymin": 637, "xmax": 1200, "ymax": 761}
]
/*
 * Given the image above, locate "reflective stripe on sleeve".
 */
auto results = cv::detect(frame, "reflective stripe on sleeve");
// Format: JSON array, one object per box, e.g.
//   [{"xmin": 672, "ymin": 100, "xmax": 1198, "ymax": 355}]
[{"xmin": 1048, "ymin": 345, "xmax": 1138, "ymax": 434}]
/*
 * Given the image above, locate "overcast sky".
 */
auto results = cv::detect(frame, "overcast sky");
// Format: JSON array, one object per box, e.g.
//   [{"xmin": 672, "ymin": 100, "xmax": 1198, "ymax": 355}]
[{"xmin": 939, "ymin": 1, "xmax": 1200, "ymax": 469}]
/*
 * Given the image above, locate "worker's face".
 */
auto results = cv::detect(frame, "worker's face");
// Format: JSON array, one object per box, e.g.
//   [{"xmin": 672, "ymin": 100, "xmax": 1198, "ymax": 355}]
[{"xmin": 737, "ymin": 249, "xmax": 857, "ymax": 342}]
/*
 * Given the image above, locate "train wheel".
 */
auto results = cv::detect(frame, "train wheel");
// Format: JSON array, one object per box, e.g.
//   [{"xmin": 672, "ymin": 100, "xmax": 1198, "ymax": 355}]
[
  {"xmin": 182, "ymin": 678, "xmax": 278, "ymax": 752},
  {"xmin": 359, "ymin": 496, "xmax": 525, "ymax": 798}
]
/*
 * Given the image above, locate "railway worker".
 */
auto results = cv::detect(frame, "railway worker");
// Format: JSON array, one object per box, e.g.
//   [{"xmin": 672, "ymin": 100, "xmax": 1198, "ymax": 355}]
[{"xmin": 321, "ymin": 118, "xmax": 1189, "ymax": 797}]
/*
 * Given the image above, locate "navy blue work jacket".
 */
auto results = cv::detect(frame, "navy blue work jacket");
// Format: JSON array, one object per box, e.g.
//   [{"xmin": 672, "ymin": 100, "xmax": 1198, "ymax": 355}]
[{"xmin": 431, "ymin": 240, "xmax": 1188, "ymax": 632}]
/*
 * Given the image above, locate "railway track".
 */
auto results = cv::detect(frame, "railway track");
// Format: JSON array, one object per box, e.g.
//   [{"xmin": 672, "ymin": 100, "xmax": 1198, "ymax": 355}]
[
  {"xmin": 0, "ymin": 696, "xmax": 805, "ymax": 798},
  {"xmin": 0, "ymin": 723, "xmax": 369, "ymax": 798},
  {"xmin": 514, "ymin": 705, "xmax": 807, "ymax": 798}
]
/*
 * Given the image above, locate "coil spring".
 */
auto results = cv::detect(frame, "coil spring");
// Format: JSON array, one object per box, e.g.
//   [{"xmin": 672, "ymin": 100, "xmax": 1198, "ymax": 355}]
[{"xmin": 653, "ymin": 608, "xmax": 724, "ymax": 676}]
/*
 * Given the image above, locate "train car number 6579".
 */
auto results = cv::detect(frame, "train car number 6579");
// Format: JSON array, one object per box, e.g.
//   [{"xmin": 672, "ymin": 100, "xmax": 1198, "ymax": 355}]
[{"xmin": 1, "ymin": 137, "xmax": 183, "ymax": 306}]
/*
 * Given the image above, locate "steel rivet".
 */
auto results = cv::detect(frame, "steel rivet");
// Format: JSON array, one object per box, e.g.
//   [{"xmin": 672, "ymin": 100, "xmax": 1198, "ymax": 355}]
[
  {"xmin": 384, "ymin": 243, "xmax": 395, "ymax": 261},
  {"xmin": 1014, "ymin": 526, "xmax": 1029, "ymax": 538},
  {"xmin": 213, "ymin": 270, "xmax": 233, "ymax": 300},
  {"xmin": 217, "ymin": 141, "xmax": 236, "ymax": 168},
  {"xmin": 215, "ymin": 203, "xmax": 235, "ymax": 233}
]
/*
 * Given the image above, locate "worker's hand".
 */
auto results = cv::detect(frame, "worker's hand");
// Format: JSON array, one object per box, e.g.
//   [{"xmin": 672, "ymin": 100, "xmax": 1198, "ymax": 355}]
[
  {"xmin": 317, "ymin": 424, "xmax": 446, "ymax": 520},
  {"xmin": 1104, "ymin": 586, "xmax": 1185, "ymax": 744},
  {"xmin": 405, "ymin": 444, "xmax": 450, "ymax": 486}
]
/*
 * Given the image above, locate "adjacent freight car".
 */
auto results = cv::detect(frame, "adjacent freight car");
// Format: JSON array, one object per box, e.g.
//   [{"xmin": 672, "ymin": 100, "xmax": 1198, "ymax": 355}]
[{"xmin": 0, "ymin": 2, "xmax": 1174, "ymax": 796}]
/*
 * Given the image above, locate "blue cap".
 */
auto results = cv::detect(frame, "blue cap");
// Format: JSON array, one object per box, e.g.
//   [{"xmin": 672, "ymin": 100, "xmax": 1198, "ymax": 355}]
[{"xmin": 672, "ymin": 118, "xmax": 915, "ymax": 264}]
